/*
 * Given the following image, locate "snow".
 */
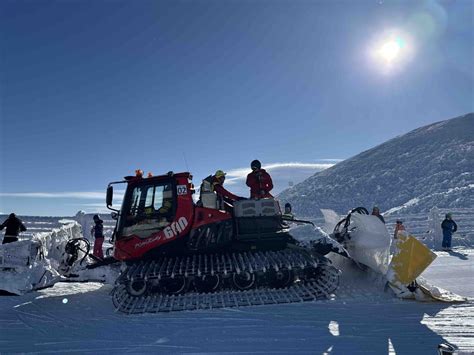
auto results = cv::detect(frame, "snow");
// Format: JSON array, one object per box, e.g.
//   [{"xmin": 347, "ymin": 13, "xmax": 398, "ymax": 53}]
[
  {"xmin": 279, "ymin": 113, "xmax": 474, "ymax": 217},
  {"xmin": 0, "ymin": 223, "xmax": 84, "ymax": 294},
  {"xmin": 385, "ymin": 197, "xmax": 420, "ymax": 215},
  {"xmin": 1, "ymin": 209, "xmax": 473, "ymax": 353},
  {"xmin": 343, "ymin": 213, "xmax": 392, "ymax": 274},
  {"xmin": 422, "ymin": 249, "xmax": 474, "ymax": 298},
  {"xmin": 0, "ymin": 246, "xmax": 472, "ymax": 353},
  {"xmin": 0, "ymin": 250, "xmax": 474, "ymax": 354},
  {"xmin": 319, "ymin": 209, "xmax": 341, "ymax": 234},
  {"xmin": 384, "ymin": 184, "xmax": 474, "ymax": 216}
]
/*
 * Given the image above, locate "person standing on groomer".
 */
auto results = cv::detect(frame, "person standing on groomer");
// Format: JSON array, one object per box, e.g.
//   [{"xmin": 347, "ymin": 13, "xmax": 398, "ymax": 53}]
[{"xmin": 246, "ymin": 160, "xmax": 274, "ymax": 199}]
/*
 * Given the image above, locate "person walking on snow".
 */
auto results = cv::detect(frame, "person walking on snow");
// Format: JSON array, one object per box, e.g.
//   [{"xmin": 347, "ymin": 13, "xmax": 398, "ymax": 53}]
[
  {"xmin": 441, "ymin": 213, "xmax": 457, "ymax": 251},
  {"xmin": 371, "ymin": 206, "xmax": 385, "ymax": 224},
  {"xmin": 246, "ymin": 160, "xmax": 274, "ymax": 199},
  {"xmin": 0, "ymin": 213, "xmax": 27, "ymax": 244},
  {"xmin": 91, "ymin": 214, "xmax": 104, "ymax": 259}
]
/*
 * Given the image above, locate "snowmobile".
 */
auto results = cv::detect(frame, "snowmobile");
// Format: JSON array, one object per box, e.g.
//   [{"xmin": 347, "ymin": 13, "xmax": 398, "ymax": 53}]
[{"xmin": 104, "ymin": 170, "xmax": 342, "ymax": 313}]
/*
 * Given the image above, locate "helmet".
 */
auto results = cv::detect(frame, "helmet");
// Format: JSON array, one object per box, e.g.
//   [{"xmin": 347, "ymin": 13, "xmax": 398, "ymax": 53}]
[
  {"xmin": 9, "ymin": 213, "xmax": 16, "ymax": 219},
  {"xmin": 214, "ymin": 170, "xmax": 226, "ymax": 178},
  {"xmin": 251, "ymin": 159, "xmax": 261, "ymax": 170}
]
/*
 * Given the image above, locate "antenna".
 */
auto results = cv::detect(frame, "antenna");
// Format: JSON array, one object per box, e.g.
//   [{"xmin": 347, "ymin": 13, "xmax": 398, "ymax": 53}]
[{"xmin": 182, "ymin": 152, "xmax": 190, "ymax": 172}]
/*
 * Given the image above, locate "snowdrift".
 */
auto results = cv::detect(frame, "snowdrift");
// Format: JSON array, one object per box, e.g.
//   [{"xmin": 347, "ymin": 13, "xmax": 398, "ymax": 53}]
[{"xmin": 0, "ymin": 222, "xmax": 82, "ymax": 295}]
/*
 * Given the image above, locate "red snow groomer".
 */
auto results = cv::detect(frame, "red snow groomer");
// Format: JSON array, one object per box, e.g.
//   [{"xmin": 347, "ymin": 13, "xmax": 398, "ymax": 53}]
[{"xmin": 106, "ymin": 170, "xmax": 340, "ymax": 313}]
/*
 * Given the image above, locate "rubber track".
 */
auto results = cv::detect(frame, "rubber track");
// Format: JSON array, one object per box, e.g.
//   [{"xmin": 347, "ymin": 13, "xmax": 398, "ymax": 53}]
[
  {"xmin": 118, "ymin": 249, "xmax": 319, "ymax": 284},
  {"xmin": 112, "ymin": 263, "xmax": 340, "ymax": 314}
]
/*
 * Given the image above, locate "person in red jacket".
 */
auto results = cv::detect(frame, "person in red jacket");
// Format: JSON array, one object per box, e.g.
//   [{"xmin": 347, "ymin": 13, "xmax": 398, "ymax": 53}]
[
  {"xmin": 246, "ymin": 160, "xmax": 274, "ymax": 199},
  {"xmin": 393, "ymin": 220, "xmax": 406, "ymax": 239},
  {"xmin": 90, "ymin": 214, "xmax": 104, "ymax": 259}
]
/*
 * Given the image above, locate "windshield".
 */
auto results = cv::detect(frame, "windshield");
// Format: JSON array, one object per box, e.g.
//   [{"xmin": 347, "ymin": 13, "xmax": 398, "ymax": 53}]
[{"xmin": 119, "ymin": 181, "xmax": 175, "ymax": 238}]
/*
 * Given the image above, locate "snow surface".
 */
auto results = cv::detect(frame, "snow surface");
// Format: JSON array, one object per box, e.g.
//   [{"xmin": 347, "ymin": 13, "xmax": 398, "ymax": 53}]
[
  {"xmin": 0, "ymin": 248, "xmax": 472, "ymax": 354},
  {"xmin": 1, "ymin": 215, "xmax": 473, "ymax": 354},
  {"xmin": 0, "ymin": 250, "xmax": 474, "ymax": 354}
]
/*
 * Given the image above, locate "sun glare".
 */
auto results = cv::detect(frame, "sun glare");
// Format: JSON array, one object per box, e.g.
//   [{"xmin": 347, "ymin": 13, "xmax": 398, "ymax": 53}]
[
  {"xmin": 369, "ymin": 31, "xmax": 413, "ymax": 74},
  {"xmin": 379, "ymin": 41, "xmax": 401, "ymax": 62}
]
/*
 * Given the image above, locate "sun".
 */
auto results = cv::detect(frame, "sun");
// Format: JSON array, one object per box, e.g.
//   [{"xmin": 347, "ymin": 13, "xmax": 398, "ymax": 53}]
[
  {"xmin": 379, "ymin": 40, "xmax": 401, "ymax": 63},
  {"xmin": 369, "ymin": 32, "xmax": 412, "ymax": 73},
  {"xmin": 377, "ymin": 36, "xmax": 406, "ymax": 64}
]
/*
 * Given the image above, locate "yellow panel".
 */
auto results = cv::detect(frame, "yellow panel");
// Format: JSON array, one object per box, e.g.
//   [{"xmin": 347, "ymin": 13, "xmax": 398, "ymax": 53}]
[{"xmin": 389, "ymin": 235, "xmax": 437, "ymax": 284}]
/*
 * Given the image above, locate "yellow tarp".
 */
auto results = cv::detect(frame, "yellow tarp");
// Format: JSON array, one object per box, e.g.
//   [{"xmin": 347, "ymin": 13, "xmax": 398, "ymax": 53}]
[{"xmin": 389, "ymin": 235, "xmax": 437, "ymax": 284}]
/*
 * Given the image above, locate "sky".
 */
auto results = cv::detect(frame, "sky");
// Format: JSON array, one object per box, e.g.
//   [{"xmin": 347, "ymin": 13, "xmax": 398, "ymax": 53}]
[{"xmin": 0, "ymin": 0, "xmax": 473, "ymax": 216}]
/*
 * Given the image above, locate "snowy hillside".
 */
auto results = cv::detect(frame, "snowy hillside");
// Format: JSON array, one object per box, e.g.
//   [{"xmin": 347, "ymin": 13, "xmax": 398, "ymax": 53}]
[{"xmin": 279, "ymin": 113, "xmax": 474, "ymax": 216}]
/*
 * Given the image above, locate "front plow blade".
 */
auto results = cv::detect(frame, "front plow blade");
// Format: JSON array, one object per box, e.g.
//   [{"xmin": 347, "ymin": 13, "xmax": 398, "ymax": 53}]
[{"xmin": 388, "ymin": 235, "xmax": 436, "ymax": 285}]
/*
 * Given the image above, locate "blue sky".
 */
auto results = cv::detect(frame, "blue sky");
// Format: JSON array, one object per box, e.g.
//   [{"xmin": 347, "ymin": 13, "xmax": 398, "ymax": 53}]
[{"xmin": 0, "ymin": 0, "xmax": 472, "ymax": 216}]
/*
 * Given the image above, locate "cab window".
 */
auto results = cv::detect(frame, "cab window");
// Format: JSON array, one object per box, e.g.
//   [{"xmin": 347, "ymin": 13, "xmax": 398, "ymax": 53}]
[{"xmin": 124, "ymin": 182, "xmax": 174, "ymax": 228}]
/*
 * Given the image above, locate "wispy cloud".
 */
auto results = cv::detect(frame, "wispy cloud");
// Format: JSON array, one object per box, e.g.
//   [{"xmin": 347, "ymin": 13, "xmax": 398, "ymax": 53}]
[
  {"xmin": 313, "ymin": 159, "xmax": 344, "ymax": 162},
  {"xmin": 74, "ymin": 203, "xmax": 114, "ymax": 214},
  {"xmin": 1, "ymin": 161, "xmax": 340, "ymax": 210},
  {"xmin": 225, "ymin": 162, "xmax": 336, "ymax": 185},
  {"xmin": 203, "ymin": 161, "xmax": 340, "ymax": 197},
  {"xmin": 0, "ymin": 191, "xmax": 125, "ymax": 200},
  {"xmin": 75, "ymin": 203, "xmax": 116, "ymax": 208}
]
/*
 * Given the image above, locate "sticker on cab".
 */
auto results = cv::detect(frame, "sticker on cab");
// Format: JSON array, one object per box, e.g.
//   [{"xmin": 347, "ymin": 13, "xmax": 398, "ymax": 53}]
[{"xmin": 177, "ymin": 185, "xmax": 188, "ymax": 195}]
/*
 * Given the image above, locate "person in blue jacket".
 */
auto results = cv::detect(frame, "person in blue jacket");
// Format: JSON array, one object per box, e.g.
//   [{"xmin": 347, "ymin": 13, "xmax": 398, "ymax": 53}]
[{"xmin": 441, "ymin": 213, "xmax": 457, "ymax": 251}]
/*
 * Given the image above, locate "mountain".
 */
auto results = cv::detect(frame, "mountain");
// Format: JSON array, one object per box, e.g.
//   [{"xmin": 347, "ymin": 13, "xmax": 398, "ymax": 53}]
[{"xmin": 278, "ymin": 113, "xmax": 474, "ymax": 216}]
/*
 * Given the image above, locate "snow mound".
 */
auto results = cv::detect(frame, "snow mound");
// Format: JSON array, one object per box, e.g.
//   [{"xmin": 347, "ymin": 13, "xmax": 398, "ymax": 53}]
[{"xmin": 0, "ymin": 222, "xmax": 83, "ymax": 294}]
